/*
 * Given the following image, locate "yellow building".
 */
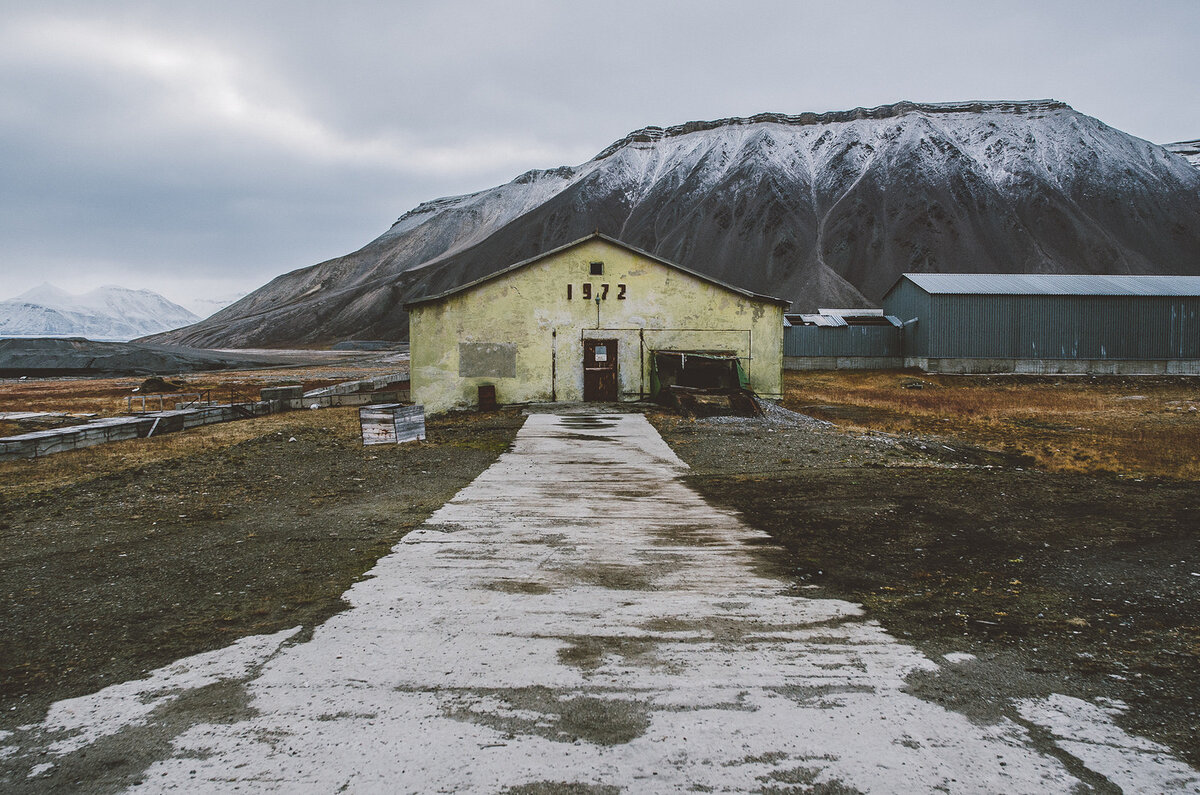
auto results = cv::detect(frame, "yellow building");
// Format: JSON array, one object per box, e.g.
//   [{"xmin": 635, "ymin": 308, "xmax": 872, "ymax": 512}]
[{"xmin": 405, "ymin": 234, "xmax": 790, "ymax": 413}]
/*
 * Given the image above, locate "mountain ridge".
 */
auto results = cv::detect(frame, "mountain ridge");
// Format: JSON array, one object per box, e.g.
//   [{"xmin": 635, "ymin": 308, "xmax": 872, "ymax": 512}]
[
  {"xmin": 589, "ymin": 100, "xmax": 1072, "ymax": 161},
  {"xmin": 144, "ymin": 100, "xmax": 1200, "ymax": 348}
]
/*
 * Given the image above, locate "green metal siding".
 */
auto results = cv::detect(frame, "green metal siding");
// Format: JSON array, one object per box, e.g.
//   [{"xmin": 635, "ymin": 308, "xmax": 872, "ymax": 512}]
[
  {"xmin": 881, "ymin": 281, "xmax": 930, "ymax": 356},
  {"xmin": 882, "ymin": 281, "xmax": 1200, "ymax": 360},
  {"xmin": 784, "ymin": 325, "xmax": 901, "ymax": 357}
]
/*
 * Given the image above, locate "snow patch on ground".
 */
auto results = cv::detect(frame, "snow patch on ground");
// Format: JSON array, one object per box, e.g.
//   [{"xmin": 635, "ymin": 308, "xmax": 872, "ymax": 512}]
[
  {"xmin": 1017, "ymin": 694, "xmax": 1200, "ymax": 793},
  {"xmin": 2, "ymin": 626, "xmax": 300, "ymax": 760},
  {"xmin": 942, "ymin": 652, "xmax": 977, "ymax": 665}
]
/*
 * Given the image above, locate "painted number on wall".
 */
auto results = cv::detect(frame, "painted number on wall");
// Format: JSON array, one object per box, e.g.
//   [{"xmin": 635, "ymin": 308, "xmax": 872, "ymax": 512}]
[{"xmin": 567, "ymin": 284, "xmax": 626, "ymax": 300}]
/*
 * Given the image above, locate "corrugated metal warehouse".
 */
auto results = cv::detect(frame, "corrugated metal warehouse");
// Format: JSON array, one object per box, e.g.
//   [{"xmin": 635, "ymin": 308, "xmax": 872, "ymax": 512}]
[{"xmin": 880, "ymin": 274, "xmax": 1200, "ymax": 374}]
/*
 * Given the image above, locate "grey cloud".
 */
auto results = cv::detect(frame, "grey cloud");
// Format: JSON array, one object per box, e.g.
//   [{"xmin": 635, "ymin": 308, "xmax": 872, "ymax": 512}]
[{"xmin": 0, "ymin": 0, "xmax": 1197, "ymax": 306}]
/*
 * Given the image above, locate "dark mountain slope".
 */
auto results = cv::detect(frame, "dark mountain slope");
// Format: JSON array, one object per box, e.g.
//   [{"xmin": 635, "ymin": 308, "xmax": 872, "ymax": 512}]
[{"xmin": 146, "ymin": 101, "xmax": 1200, "ymax": 348}]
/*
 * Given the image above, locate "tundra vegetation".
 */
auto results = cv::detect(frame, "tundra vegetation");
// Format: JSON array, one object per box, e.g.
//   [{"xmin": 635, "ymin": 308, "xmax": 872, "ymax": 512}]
[
  {"xmin": 653, "ymin": 370, "xmax": 1200, "ymax": 767},
  {"xmin": 0, "ymin": 367, "xmax": 1196, "ymax": 775},
  {"xmin": 782, "ymin": 370, "xmax": 1200, "ymax": 479}
]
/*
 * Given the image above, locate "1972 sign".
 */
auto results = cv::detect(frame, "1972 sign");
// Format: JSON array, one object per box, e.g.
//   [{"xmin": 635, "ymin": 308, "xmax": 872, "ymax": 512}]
[{"xmin": 567, "ymin": 284, "xmax": 626, "ymax": 300}]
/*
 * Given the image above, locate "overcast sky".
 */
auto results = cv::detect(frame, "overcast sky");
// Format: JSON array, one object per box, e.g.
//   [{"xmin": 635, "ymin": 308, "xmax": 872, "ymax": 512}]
[{"xmin": 2, "ymin": 0, "xmax": 1198, "ymax": 314}]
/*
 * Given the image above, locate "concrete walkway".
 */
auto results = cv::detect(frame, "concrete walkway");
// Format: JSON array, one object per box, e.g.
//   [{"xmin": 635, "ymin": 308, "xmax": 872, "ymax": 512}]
[{"xmin": 10, "ymin": 412, "xmax": 1199, "ymax": 792}]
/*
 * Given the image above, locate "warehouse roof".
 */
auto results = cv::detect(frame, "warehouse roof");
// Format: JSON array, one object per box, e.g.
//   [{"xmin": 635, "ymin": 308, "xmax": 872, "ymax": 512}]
[
  {"xmin": 785, "ymin": 309, "xmax": 901, "ymax": 327},
  {"xmin": 404, "ymin": 233, "xmax": 793, "ymax": 308},
  {"xmin": 892, "ymin": 273, "xmax": 1200, "ymax": 297}
]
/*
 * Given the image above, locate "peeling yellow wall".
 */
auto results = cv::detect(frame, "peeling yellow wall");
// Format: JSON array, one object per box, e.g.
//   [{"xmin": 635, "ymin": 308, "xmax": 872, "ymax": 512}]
[{"xmin": 408, "ymin": 239, "xmax": 784, "ymax": 413}]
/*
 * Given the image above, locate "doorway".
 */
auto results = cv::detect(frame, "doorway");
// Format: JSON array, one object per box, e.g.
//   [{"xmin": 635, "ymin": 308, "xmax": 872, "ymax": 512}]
[{"xmin": 583, "ymin": 338, "xmax": 618, "ymax": 401}]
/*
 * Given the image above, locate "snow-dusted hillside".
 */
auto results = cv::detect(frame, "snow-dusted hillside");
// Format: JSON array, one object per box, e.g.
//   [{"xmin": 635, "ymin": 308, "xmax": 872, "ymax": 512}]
[
  {"xmin": 1165, "ymin": 140, "xmax": 1200, "ymax": 169},
  {"xmin": 0, "ymin": 284, "xmax": 199, "ymax": 340},
  {"xmin": 147, "ymin": 100, "xmax": 1200, "ymax": 348}
]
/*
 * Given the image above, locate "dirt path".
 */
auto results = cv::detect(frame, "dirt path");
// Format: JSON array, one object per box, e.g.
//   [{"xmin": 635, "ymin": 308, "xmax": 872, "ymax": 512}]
[{"xmin": 4, "ymin": 411, "xmax": 1195, "ymax": 792}]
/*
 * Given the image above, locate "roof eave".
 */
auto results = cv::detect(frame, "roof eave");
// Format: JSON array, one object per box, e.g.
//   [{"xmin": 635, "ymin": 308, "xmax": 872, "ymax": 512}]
[{"xmin": 404, "ymin": 233, "xmax": 794, "ymax": 308}]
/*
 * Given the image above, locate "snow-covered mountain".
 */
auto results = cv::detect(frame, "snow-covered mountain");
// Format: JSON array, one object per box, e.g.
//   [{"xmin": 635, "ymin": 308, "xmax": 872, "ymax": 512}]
[
  {"xmin": 0, "ymin": 284, "xmax": 199, "ymax": 340},
  {"xmin": 146, "ymin": 100, "xmax": 1200, "ymax": 348},
  {"xmin": 1165, "ymin": 140, "xmax": 1200, "ymax": 169}
]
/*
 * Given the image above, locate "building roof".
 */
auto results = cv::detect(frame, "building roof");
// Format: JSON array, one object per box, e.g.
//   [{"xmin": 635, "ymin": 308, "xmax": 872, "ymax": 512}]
[
  {"xmin": 786, "ymin": 311, "xmax": 901, "ymax": 327},
  {"xmin": 404, "ymin": 233, "xmax": 793, "ymax": 309},
  {"xmin": 892, "ymin": 273, "xmax": 1200, "ymax": 298}
]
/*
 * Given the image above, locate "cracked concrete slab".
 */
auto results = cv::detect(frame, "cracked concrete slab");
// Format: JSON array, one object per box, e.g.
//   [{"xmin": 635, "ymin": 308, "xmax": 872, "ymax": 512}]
[{"xmin": 6, "ymin": 412, "xmax": 1197, "ymax": 792}]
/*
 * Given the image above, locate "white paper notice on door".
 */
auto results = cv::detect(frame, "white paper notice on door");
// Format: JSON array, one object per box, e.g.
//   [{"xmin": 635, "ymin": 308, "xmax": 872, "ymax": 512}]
[{"xmin": 595, "ymin": 346, "xmax": 607, "ymax": 361}]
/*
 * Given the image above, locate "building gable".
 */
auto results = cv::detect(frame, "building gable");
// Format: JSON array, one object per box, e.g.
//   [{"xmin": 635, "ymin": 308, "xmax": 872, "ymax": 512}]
[
  {"xmin": 407, "ymin": 237, "xmax": 786, "ymax": 412},
  {"xmin": 405, "ymin": 234, "xmax": 791, "ymax": 309}
]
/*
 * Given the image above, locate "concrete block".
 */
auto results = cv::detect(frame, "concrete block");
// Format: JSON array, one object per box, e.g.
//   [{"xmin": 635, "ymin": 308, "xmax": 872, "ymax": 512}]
[
  {"xmin": 905, "ymin": 357, "xmax": 1200, "ymax": 375},
  {"xmin": 784, "ymin": 356, "xmax": 903, "ymax": 371},
  {"xmin": 260, "ymin": 385, "xmax": 304, "ymax": 401},
  {"xmin": 303, "ymin": 373, "xmax": 409, "ymax": 399},
  {"xmin": 298, "ymin": 391, "xmax": 406, "ymax": 409}
]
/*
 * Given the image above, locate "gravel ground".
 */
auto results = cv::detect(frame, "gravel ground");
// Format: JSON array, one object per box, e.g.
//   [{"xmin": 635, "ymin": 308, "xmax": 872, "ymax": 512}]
[
  {"xmin": 1, "ymin": 396, "xmax": 1196, "ymax": 786},
  {"xmin": 0, "ymin": 407, "xmax": 525, "ymax": 751},
  {"xmin": 649, "ymin": 403, "xmax": 1200, "ymax": 769}
]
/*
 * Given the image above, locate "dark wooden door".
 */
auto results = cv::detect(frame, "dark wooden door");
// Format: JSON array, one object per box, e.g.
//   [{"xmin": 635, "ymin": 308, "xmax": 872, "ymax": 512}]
[{"xmin": 583, "ymin": 339, "xmax": 618, "ymax": 401}]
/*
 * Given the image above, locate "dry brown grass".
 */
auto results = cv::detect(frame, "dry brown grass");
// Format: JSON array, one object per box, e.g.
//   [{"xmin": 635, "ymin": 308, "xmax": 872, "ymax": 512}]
[
  {"xmin": 0, "ymin": 361, "xmax": 407, "ymax": 415},
  {"xmin": 0, "ymin": 408, "xmax": 363, "ymax": 501},
  {"xmin": 783, "ymin": 370, "xmax": 1200, "ymax": 480},
  {"xmin": 0, "ymin": 361, "xmax": 411, "ymax": 500}
]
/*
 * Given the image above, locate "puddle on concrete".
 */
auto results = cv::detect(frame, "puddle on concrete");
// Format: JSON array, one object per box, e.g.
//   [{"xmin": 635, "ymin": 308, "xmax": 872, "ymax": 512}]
[
  {"xmin": 608, "ymin": 486, "xmax": 658, "ymax": 499},
  {"xmin": 553, "ymin": 562, "xmax": 661, "ymax": 591},
  {"xmin": 555, "ymin": 635, "xmax": 661, "ymax": 671},
  {"xmin": 483, "ymin": 579, "xmax": 556, "ymax": 595},
  {"xmin": 768, "ymin": 683, "xmax": 878, "ymax": 709},
  {"xmin": 558, "ymin": 417, "xmax": 619, "ymax": 430},
  {"xmin": 503, "ymin": 782, "xmax": 620, "ymax": 795},
  {"xmin": 512, "ymin": 533, "xmax": 572, "ymax": 547},
  {"xmin": 440, "ymin": 686, "xmax": 651, "ymax": 746},
  {"xmin": 559, "ymin": 432, "xmax": 617, "ymax": 442},
  {"xmin": 757, "ymin": 764, "xmax": 862, "ymax": 793},
  {"xmin": 646, "ymin": 522, "xmax": 729, "ymax": 547},
  {"xmin": 640, "ymin": 615, "xmax": 849, "ymax": 644}
]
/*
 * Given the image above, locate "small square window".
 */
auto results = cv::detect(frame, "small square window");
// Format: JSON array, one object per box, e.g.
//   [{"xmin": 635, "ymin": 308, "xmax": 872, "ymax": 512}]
[{"xmin": 589, "ymin": 261, "xmax": 604, "ymax": 276}]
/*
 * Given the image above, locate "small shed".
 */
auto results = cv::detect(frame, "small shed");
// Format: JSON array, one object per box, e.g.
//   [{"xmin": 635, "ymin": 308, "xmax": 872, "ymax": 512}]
[{"xmin": 783, "ymin": 309, "xmax": 903, "ymax": 370}]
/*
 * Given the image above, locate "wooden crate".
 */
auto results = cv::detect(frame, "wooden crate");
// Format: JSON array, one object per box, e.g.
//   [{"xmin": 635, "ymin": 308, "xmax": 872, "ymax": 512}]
[{"xmin": 360, "ymin": 403, "xmax": 425, "ymax": 446}]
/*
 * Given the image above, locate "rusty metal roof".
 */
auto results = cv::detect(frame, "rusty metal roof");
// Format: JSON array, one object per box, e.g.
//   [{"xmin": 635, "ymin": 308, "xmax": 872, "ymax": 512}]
[{"xmin": 901, "ymin": 273, "xmax": 1200, "ymax": 297}]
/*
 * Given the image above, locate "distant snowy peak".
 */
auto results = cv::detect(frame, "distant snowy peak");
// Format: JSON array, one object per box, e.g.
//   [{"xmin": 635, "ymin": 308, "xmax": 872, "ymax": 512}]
[
  {"xmin": 14, "ymin": 283, "xmax": 76, "ymax": 309},
  {"xmin": 0, "ymin": 284, "xmax": 198, "ymax": 340},
  {"xmin": 78, "ymin": 285, "xmax": 198, "ymax": 327},
  {"xmin": 1165, "ymin": 140, "xmax": 1200, "ymax": 169}
]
